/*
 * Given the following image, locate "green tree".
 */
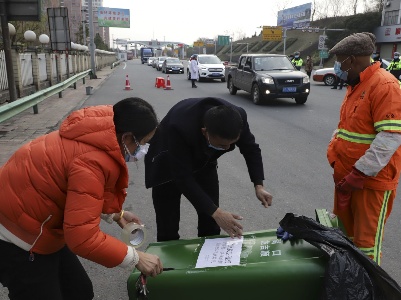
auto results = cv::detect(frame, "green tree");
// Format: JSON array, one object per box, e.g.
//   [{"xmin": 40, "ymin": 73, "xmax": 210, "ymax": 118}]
[
  {"xmin": 75, "ymin": 24, "xmax": 89, "ymax": 45},
  {"xmin": 325, "ymin": 12, "xmax": 381, "ymax": 49},
  {"xmin": 94, "ymin": 33, "xmax": 110, "ymax": 51}
]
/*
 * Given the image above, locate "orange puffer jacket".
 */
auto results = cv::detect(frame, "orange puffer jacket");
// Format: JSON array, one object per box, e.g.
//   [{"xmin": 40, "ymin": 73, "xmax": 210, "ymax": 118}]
[{"xmin": 0, "ymin": 105, "xmax": 130, "ymax": 268}]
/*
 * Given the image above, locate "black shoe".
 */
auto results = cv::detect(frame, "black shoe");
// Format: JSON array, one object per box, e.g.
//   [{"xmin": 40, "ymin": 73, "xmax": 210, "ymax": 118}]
[
  {"xmin": 192, "ymin": 85, "xmax": 197, "ymax": 88},
  {"xmin": 331, "ymin": 86, "xmax": 337, "ymax": 89}
]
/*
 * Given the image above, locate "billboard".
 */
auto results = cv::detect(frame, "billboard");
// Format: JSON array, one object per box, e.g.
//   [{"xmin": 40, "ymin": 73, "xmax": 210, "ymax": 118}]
[
  {"xmin": 98, "ymin": 7, "xmax": 130, "ymax": 28},
  {"xmin": 277, "ymin": 3, "xmax": 312, "ymax": 28}
]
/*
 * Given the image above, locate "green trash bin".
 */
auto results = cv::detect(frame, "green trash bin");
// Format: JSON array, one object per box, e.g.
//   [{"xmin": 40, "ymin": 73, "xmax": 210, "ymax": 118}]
[{"xmin": 127, "ymin": 210, "xmax": 333, "ymax": 300}]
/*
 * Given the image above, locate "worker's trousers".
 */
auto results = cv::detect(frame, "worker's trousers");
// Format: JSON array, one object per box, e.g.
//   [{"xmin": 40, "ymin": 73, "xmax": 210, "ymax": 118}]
[
  {"xmin": 0, "ymin": 242, "xmax": 93, "ymax": 300},
  {"xmin": 152, "ymin": 162, "xmax": 220, "ymax": 242},
  {"xmin": 334, "ymin": 188, "xmax": 395, "ymax": 265}
]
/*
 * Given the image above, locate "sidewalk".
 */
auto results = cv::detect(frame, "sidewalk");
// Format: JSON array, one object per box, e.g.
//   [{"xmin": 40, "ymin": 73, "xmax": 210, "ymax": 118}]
[{"xmin": 0, "ymin": 67, "xmax": 115, "ymax": 166}]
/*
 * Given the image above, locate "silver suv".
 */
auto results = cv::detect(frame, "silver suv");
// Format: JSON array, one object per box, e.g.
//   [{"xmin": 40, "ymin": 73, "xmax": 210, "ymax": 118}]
[{"xmin": 187, "ymin": 54, "xmax": 226, "ymax": 82}]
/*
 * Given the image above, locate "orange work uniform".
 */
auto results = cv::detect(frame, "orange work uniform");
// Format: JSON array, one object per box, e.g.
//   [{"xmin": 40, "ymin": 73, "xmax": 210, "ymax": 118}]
[{"xmin": 327, "ymin": 62, "xmax": 401, "ymax": 264}]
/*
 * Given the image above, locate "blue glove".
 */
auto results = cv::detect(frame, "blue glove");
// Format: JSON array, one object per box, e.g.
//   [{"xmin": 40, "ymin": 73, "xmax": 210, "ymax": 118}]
[{"xmin": 276, "ymin": 226, "xmax": 293, "ymax": 242}]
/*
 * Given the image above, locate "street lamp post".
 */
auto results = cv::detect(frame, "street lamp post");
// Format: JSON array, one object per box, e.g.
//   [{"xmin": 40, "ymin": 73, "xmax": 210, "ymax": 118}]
[
  {"xmin": 229, "ymin": 37, "xmax": 233, "ymax": 63},
  {"xmin": 237, "ymin": 42, "xmax": 249, "ymax": 53},
  {"xmin": 0, "ymin": 19, "xmax": 18, "ymax": 102}
]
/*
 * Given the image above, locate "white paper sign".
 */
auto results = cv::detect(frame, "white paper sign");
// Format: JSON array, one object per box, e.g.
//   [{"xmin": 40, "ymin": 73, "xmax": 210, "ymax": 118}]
[{"xmin": 195, "ymin": 237, "xmax": 244, "ymax": 268}]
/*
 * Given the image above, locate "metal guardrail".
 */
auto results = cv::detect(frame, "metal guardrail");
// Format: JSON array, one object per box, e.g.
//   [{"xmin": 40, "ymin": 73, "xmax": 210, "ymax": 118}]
[{"xmin": 0, "ymin": 70, "xmax": 91, "ymax": 124}]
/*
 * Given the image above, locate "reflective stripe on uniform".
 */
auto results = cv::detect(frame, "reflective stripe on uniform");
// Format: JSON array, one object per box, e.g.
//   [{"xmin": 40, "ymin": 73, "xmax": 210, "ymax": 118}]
[
  {"xmin": 374, "ymin": 119, "xmax": 401, "ymax": 132},
  {"xmin": 337, "ymin": 129, "xmax": 376, "ymax": 144},
  {"xmin": 358, "ymin": 190, "xmax": 391, "ymax": 265}
]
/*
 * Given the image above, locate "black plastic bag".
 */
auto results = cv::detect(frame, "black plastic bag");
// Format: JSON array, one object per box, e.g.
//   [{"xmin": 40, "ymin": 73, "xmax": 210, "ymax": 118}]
[{"xmin": 279, "ymin": 213, "xmax": 401, "ymax": 300}]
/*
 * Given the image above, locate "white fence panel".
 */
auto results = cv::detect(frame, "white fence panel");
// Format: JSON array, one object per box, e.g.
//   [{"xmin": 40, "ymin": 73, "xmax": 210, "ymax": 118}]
[
  {"xmin": 38, "ymin": 53, "xmax": 47, "ymax": 81},
  {"xmin": 60, "ymin": 54, "xmax": 66, "ymax": 75},
  {"xmin": 20, "ymin": 54, "xmax": 33, "ymax": 86},
  {"xmin": 0, "ymin": 51, "xmax": 8, "ymax": 91},
  {"xmin": 51, "ymin": 54, "xmax": 57, "ymax": 79}
]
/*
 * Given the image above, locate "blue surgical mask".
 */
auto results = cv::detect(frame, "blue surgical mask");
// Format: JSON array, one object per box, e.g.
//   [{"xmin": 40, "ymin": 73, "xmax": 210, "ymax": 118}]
[
  {"xmin": 337, "ymin": 56, "xmax": 351, "ymax": 73},
  {"xmin": 395, "ymin": 55, "xmax": 399, "ymax": 59},
  {"xmin": 207, "ymin": 133, "xmax": 225, "ymax": 151},
  {"xmin": 295, "ymin": 55, "xmax": 299, "ymax": 59}
]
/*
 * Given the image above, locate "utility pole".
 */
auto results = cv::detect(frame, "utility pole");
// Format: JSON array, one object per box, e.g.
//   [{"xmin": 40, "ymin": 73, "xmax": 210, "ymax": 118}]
[
  {"xmin": 88, "ymin": 0, "xmax": 96, "ymax": 78},
  {"xmin": 0, "ymin": 3, "xmax": 17, "ymax": 102},
  {"xmin": 229, "ymin": 37, "xmax": 233, "ymax": 63}
]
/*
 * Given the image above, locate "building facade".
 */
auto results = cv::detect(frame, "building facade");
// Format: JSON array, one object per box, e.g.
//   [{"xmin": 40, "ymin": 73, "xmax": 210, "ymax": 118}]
[
  {"xmin": 374, "ymin": 0, "xmax": 401, "ymax": 59},
  {"xmin": 41, "ymin": 0, "xmax": 110, "ymax": 48}
]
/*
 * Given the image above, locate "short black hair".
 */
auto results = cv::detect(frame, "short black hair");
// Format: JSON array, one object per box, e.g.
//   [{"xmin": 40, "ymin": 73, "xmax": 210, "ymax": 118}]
[
  {"xmin": 203, "ymin": 105, "xmax": 243, "ymax": 139},
  {"xmin": 113, "ymin": 97, "xmax": 158, "ymax": 141}
]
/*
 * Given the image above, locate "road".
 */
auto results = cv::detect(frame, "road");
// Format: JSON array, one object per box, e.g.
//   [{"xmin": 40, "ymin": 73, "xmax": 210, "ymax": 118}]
[{"xmin": 2, "ymin": 59, "xmax": 401, "ymax": 299}]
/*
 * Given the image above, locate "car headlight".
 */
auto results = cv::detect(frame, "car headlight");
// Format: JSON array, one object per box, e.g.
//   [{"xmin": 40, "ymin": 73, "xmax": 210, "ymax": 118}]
[
  {"xmin": 303, "ymin": 76, "xmax": 310, "ymax": 84},
  {"xmin": 261, "ymin": 76, "xmax": 274, "ymax": 84}
]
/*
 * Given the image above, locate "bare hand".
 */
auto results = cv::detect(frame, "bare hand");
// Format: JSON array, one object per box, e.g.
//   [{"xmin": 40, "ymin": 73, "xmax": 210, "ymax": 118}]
[
  {"xmin": 255, "ymin": 185, "xmax": 273, "ymax": 208},
  {"xmin": 212, "ymin": 208, "xmax": 243, "ymax": 238},
  {"xmin": 117, "ymin": 210, "xmax": 143, "ymax": 228},
  {"xmin": 136, "ymin": 251, "xmax": 163, "ymax": 278}
]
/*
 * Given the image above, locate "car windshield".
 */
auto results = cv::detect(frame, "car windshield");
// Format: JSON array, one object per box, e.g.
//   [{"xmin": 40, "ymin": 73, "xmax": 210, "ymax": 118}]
[
  {"xmin": 167, "ymin": 58, "xmax": 181, "ymax": 63},
  {"xmin": 159, "ymin": 57, "xmax": 167, "ymax": 62},
  {"xmin": 254, "ymin": 56, "xmax": 295, "ymax": 71},
  {"xmin": 198, "ymin": 56, "xmax": 222, "ymax": 64}
]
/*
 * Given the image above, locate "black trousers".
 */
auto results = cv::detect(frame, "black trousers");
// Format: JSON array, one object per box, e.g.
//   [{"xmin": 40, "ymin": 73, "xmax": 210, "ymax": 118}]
[
  {"xmin": 0, "ymin": 241, "xmax": 94, "ymax": 300},
  {"xmin": 152, "ymin": 163, "xmax": 220, "ymax": 241},
  {"xmin": 191, "ymin": 79, "xmax": 197, "ymax": 87}
]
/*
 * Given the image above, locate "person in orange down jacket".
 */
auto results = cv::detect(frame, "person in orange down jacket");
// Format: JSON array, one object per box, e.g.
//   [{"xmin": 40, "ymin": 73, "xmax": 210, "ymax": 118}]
[
  {"xmin": 0, "ymin": 97, "xmax": 163, "ymax": 300},
  {"xmin": 327, "ymin": 32, "xmax": 401, "ymax": 265}
]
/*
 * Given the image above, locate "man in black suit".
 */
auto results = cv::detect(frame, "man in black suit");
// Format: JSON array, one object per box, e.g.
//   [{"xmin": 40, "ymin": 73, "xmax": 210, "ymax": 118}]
[{"xmin": 145, "ymin": 97, "xmax": 273, "ymax": 241}]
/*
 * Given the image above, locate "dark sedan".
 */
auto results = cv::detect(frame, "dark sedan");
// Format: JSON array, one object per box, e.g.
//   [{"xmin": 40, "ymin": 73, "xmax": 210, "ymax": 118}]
[{"xmin": 162, "ymin": 58, "xmax": 184, "ymax": 74}]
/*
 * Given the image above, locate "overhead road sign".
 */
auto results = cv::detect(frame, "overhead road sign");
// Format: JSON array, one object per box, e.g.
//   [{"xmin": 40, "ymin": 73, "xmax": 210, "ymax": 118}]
[
  {"xmin": 217, "ymin": 35, "xmax": 230, "ymax": 46},
  {"xmin": 1, "ymin": 0, "xmax": 41, "ymax": 21},
  {"xmin": 262, "ymin": 26, "xmax": 282, "ymax": 41}
]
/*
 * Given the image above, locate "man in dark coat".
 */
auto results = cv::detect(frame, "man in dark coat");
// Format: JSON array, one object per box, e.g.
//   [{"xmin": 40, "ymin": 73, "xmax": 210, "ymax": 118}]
[{"xmin": 145, "ymin": 97, "xmax": 273, "ymax": 241}]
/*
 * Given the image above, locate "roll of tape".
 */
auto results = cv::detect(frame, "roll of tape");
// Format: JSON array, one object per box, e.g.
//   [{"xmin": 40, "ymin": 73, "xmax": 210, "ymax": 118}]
[{"xmin": 121, "ymin": 222, "xmax": 147, "ymax": 248}]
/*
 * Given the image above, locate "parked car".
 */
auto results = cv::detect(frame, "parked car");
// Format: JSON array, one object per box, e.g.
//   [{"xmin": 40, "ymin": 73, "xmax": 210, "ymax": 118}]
[
  {"xmin": 156, "ymin": 56, "xmax": 168, "ymax": 71},
  {"xmin": 313, "ymin": 59, "xmax": 390, "ymax": 86},
  {"xmin": 147, "ymin": 57, "xmax": 156, "ymax": 66},
  {"xmin": 187, "ymin": 54, "xmax": 226, "ymax": 82},
  {"xmin": 162, "ymin": 58, "xmax": 184, "ymax": 74}
]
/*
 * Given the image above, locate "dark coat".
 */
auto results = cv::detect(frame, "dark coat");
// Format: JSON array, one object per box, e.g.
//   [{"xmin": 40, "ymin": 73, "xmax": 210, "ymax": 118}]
[{"xmin": 144, "ymin": 97, "xmax": 265, "ymax": 215}]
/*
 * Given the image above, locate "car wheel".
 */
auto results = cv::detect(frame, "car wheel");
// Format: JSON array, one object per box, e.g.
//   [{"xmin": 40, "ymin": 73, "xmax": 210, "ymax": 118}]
[
  {"xmin": 295, "ymin": 96, "xmax": 308, "ymax": 104},
  {"xmin": 221, "ymin": 77, "xmax": 226, "ymax": 82},
  {"xmin": 187, "ymin": 69, "xmax": 191, "ymax": 80},
  {"xmin": 228, "ymin": 78, "xmax": 238, "ymax": 95},
  {"xmin": 324, "ymin": 74, "xmax": 336, "ymax": 86},
  {"xmin": 252, "ymin": 84, "xmax": 263, "ymax": 105}
]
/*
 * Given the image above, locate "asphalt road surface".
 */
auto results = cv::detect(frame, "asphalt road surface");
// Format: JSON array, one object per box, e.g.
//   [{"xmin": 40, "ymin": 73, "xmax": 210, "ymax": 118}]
[{"xmin": 2, "ymin": 59, "xmax": 400, "ymax": 299}]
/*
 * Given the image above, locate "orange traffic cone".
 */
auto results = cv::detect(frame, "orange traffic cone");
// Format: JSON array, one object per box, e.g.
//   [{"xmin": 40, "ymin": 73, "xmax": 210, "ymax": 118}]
[
  {"xmin": 124, "ymin": 75, "xmax": 132, "ymax": 90},
  {"xmin": 164, "ymin": 75, "xmax": 173, "ymax": 90}
]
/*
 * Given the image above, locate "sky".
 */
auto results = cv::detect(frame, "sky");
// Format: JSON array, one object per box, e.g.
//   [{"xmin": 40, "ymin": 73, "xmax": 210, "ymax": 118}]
[{"xmin": 102, "ymin": 0, "xmax": 307, "ymax": 46}]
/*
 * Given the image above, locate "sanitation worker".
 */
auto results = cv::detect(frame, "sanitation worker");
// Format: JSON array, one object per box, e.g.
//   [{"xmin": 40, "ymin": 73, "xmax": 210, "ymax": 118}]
[
  {"xmin": 144, "ymin": 97, "xmax": 273, "ymax": 242},
  {"xmin": 327, "ymin": 32, "xmax": 401, "ymax": 265},
  {"xmin": 0, "ymin": 98, "xmax": 163, "ymax": 300}
]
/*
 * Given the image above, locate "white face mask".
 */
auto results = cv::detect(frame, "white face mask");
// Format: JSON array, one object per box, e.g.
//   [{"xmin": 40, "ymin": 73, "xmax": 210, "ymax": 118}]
[{"xmin": 122, "ymin": 134, "xmax": 149, "ymax": 162}]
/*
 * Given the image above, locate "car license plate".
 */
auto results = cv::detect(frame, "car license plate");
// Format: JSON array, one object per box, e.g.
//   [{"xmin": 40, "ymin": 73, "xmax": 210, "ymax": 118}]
[
  {"xmin": 211, "ymin": 73, "xmax": 221, "ymax": 77},
  {"xmin": 283, "ymin": 87, "xmax": 296, "ymax": 92}
]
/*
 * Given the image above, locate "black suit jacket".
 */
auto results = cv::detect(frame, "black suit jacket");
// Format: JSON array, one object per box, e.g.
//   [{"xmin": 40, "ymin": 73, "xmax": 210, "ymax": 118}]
[{"xmin": 145, "ymin": 97, "xmax": 265, "ymax": 215}]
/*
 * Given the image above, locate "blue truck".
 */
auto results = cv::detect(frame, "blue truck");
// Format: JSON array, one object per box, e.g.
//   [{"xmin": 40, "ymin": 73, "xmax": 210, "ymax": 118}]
[{"xmin": 140, "ymin": 47, "xmax": 155, "ymax": 64}]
